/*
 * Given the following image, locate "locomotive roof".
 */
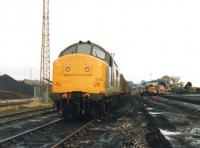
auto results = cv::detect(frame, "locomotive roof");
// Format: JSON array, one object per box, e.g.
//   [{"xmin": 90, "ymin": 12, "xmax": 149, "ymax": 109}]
[
  {"xmin": 59, "ymin": 41, "xmax": 109, "ymax": 57},
  {"xmin": 59, "ymin": 41, "xmax": 118, "ymax": 67}
]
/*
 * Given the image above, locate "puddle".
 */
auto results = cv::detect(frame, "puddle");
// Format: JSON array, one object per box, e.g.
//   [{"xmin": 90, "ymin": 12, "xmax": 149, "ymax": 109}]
[
  {"xmin": 159, "ymin": 129, "xmax": 181, "ymax": 136},
  {"xmin": 165, "ymin": 135, "xmax": 173, "ymax": 140},
  {"xmin": 29, "ymin": 119, "xmax": 42, "ymax": 122},
  {"xmin": 149, "ymin": 112, "xmax": 163, "ymax": 115},
  {"xmin": 147, "ymin": 107, "xmax": 153, "ymax": 111}
]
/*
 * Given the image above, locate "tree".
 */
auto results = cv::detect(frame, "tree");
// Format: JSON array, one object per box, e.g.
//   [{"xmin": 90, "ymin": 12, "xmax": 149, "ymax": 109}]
[
  {"xmin": 171, "ymin": 76, "xmax": 180, "ymax": 84},
  {"xmin": 180, "ymin": 82, "xmax": 185, "ymax": 88},
  {"xmin": 160, "ymin": 75, "xmax": 172, "ymax": 89},
  {"xmin": 184, "ymin": 82, "xmax": 192, "ymax": 89},
  {"xmin": 161, "ymin": 75, "xmax": 172, "ymax": 84},
  {"xmin": 157, "ymin": 79, "xmax": 167, "ymax": 87}
]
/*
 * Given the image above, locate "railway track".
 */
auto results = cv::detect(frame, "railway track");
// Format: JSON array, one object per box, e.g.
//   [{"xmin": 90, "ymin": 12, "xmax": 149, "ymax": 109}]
[
  {"xmin": 0, "ymin": 98, "xmax": 34, "ymax": 107},
  {"xmin": 164, "ymin": 95, "xmax": 200, "ymax": 105},
  {"xmin": 159, "ymin": 96, "xmax": 200, "ymax": 115},
  {"xmin": 143, "ymin": 96, "xmax": 200, "ymax": 117},
  {"xmin": 52, "ymin": 119, "xmax": 95, "ymax": 148},
  {"xmin": 0, "ymin": 118, "xmax": 63, "ymax": 147},
  {"xmin": 0, "ymin": 117, "xmax": 95, "ymax": 148},
  {"xmin": 0, "ymin": 107, "xmax": 56, "ymax": 125}
]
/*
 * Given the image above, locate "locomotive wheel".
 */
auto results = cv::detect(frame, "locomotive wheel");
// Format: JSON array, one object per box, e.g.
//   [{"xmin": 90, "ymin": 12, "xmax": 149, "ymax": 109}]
[
  {"xmin": 90, "ymin": 101, "xmax": 98, "ymax": 118},
  {"xmin": 99, "ymin": 101, "xmax": 106, "ymax": 118}
]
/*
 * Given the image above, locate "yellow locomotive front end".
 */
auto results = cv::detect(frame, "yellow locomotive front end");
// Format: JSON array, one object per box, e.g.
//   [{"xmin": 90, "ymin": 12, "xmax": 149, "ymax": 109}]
[
  {"xmin": 52, "ymin": 54, "xmax": 106, "ymax": 99},
  {"xmin": 51, "ymin": 41, "xmax": 109, "ymax": 117},
  {"xmin": 146, "ymin": 84, "xmax": 158, "ymax": 96}
]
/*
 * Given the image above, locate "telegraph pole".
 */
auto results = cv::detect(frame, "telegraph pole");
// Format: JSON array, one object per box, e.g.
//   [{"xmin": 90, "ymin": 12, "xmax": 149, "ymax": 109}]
[{"xmin": 40, "ymin": 0, "xmax": 50, "ymax": 100}]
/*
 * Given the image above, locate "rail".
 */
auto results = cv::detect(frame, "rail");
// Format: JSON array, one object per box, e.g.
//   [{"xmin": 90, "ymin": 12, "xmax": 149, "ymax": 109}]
[
  {"xmin": 0, "ymin": 118, "xmax": 62, "ymax": 147},
  {"xmin": 0, "ymin": 107, "xmax": 56, "ymax": 125},
  {"xmin": 0, "ymin": 98, "xmax": 35, "ymax": 107},
  {"xmin": 163, "ymin": 95, "xmax": 200, "ymax": 105},
  {"xmin": 51, "ymin": 119, "xmax": 95, "ymax": 148}
]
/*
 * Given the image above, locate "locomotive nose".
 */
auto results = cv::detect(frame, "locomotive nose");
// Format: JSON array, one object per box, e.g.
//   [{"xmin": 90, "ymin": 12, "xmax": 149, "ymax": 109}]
[
  {"xmin": 64, "ymin": 64, "xmax": 93, "ymax": 76},
  {"xmin": 52, "ymin": 54, "xmax": 106, "ymax": 95}
]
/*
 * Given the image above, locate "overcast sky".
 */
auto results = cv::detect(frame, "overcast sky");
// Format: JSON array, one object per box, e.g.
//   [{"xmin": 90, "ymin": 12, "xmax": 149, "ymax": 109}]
[{"xmin": 0, "ymin": 0, "xmax": 199, "ymax": 86}]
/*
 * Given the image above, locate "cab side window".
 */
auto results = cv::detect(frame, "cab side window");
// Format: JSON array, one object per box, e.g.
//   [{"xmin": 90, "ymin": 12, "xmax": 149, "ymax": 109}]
[
  {"xmin": 109, "ymin": 56, "xmax": 113, "ymax": 67},
  {"xmin": 92, "ymin": 46, "xmax": 106, "ymax": 59},
  {"xmin": 62, "ymin": 45, "xmax": 76, "ymax": 56},
  {"xmin": 116, "ymin": 70, "xmax": 118, "ymax": 87}
]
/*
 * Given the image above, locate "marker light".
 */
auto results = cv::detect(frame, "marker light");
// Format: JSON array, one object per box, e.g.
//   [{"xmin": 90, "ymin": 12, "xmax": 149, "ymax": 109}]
[
  {"xmin": 65, "ymin": 66, "xmax": 71, "ymax": 72},
  {"xmin": 85, "ymin": 67, "xmax": 90, "ymax": 72}
]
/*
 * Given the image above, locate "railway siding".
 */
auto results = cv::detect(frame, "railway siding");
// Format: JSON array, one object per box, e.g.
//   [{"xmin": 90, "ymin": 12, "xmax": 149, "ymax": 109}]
[
  {"xmin": 165, "ymin": 94, "xmax": 200, "ymax": 105},
  {"xmin": 0, "ymin": 98, "xmax": 34, "ymax": 107},
  {"xmin": 0, "ymin": 119, "xmax": 63, "ymax": 147},
  {"xmin": 0, "ymin": 107, "xmax": 55, "ymax": 125}
]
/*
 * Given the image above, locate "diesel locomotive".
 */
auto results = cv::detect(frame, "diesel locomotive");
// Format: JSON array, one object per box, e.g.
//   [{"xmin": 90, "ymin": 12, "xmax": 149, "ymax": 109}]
[{"xmin": 50, "ymin": 41, "xmax": 132, "ymax": 118}]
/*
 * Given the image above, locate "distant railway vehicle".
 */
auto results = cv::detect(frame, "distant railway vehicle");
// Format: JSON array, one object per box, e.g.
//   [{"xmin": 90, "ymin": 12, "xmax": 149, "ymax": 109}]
[
  {"xmin": 146, "ymin": 84, "xmax": 158, "ymax": 96},
  {"xmin": 50, "ymin": 41, "xmax": 132, "ymax": 118},
  {"xmin": 157, "ymin": 85, "xmax": 166, "ymax": 95}
]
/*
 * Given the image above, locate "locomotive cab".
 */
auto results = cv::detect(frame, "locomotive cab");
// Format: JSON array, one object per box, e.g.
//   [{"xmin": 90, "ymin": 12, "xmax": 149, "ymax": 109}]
[{"xmin": 59, "ymin": 41, "xmax": 109, "ymax": 62}]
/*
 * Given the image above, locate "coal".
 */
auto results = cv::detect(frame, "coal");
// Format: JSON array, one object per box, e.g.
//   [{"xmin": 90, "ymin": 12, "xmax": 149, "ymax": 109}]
[{"xmin": 0, "ymin": 74, "xmax": 33, "ymax": 98}]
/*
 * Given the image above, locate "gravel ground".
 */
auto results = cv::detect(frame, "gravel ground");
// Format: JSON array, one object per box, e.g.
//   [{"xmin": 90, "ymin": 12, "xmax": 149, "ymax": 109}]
[{"xmin": 67, "ymin": 95, "xmax": 171, "ymax": 148}]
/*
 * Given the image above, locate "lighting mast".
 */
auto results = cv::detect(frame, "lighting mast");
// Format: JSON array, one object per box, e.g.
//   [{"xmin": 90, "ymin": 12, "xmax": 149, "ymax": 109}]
[
  {"xmin": 40, "ymin": 0, "xmax": 50, "ymax": 99},
  {"xmin": 40, "ymin": 0, "xmax": 50, "ymax": 85}
]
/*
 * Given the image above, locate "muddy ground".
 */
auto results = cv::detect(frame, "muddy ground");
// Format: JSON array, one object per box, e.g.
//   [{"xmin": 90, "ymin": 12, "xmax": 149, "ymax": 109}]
[
  {"xmin": 67, "ymin": 95, "xmax": 171, "ymax": 148},
  {"xmin": 143, "ymin": 96, "xmax": 200, "ymax": 148}
]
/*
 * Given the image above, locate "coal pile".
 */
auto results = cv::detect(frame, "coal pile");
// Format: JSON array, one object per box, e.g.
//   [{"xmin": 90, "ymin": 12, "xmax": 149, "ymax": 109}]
[{"xmin": 0, "ymin": 74, "xmax": 33, "ymax": 98}]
